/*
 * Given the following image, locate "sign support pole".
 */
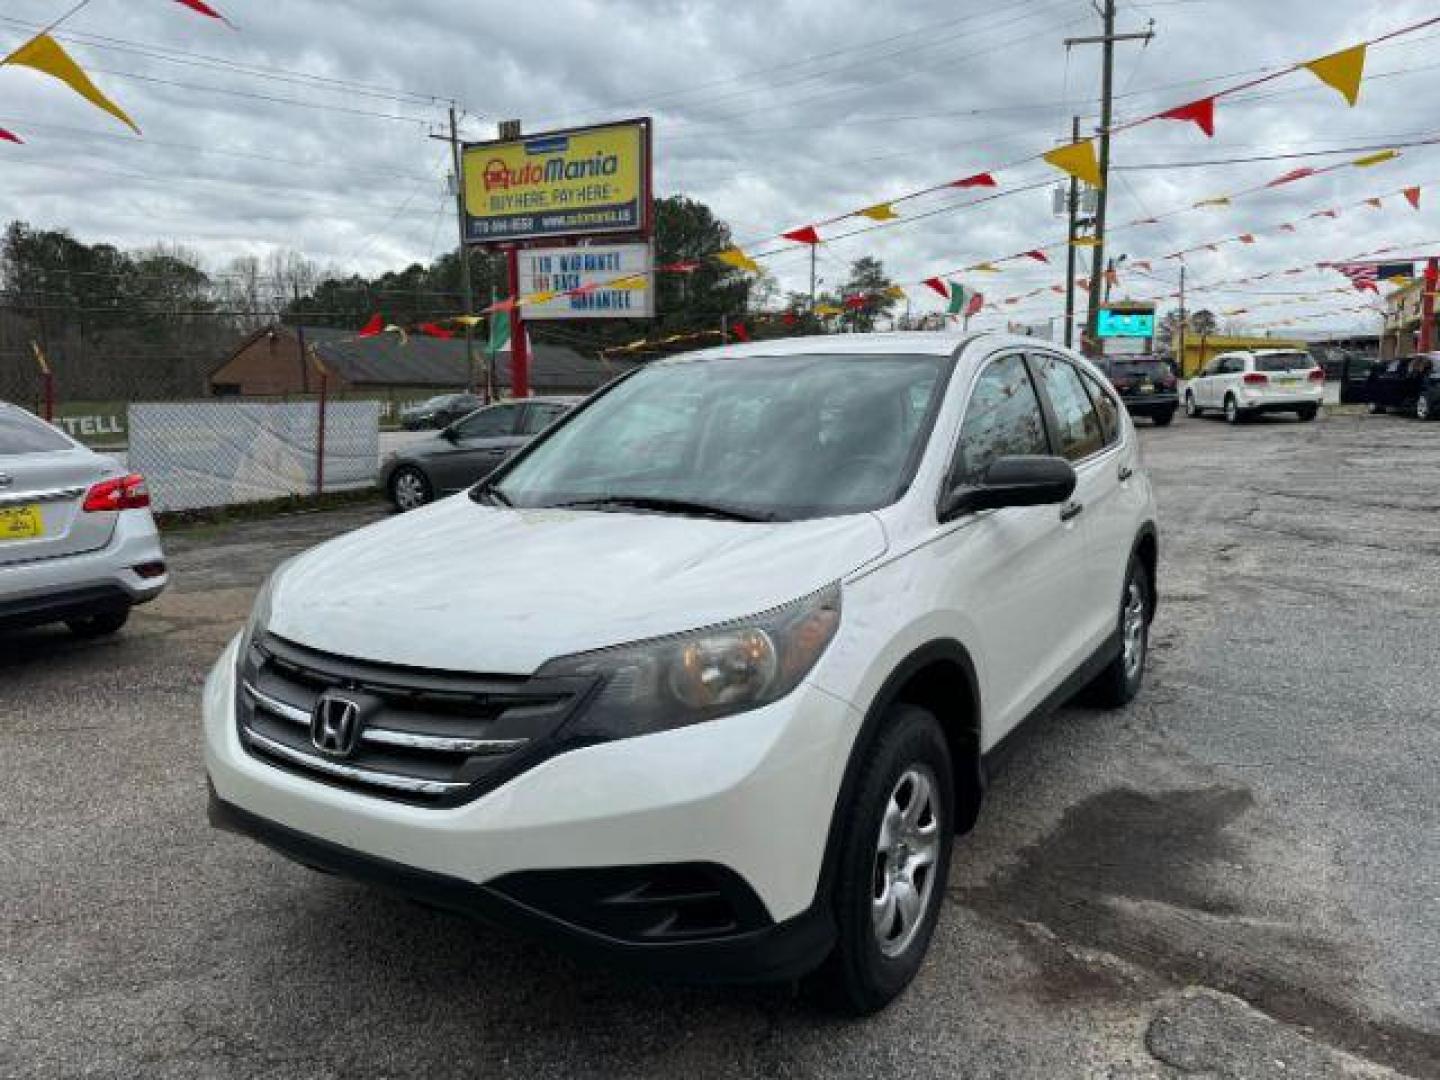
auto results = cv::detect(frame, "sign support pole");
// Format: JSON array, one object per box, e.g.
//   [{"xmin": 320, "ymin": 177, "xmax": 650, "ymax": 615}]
[
  {"xmin": 1421, "ymin": 257, "xmax": 1438, "ymax": 353},
  {"xmin": 507, "ymin": 248, "xmax": 530, "ymax": 398}
]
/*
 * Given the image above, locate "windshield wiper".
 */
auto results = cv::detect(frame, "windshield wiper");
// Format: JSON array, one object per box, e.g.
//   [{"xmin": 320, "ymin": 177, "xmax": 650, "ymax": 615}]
[
  {"xmin": 474, "ymin": 483, "xmax": 512, "ymax": 507},
  {"xmin": 547, "ymin": 496, "xmax": 773, "ymax": 522}
]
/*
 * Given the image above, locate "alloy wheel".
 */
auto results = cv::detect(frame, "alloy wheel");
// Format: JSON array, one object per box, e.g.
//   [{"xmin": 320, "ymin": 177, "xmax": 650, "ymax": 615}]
[
  {"xmin": 872, "ymin": 765, "xmax": 942, "ymax": 959},
  {"xmin": 1419, "ymin": 395, "xmax": 1432, "ymax": 421},
  {"xmin": 392, "ymin": 470, "xmax": 428, "ymax": 511},
  {"xmin": 1122, "ymin": 577, "xmax": 1147, "ymax": 684}
]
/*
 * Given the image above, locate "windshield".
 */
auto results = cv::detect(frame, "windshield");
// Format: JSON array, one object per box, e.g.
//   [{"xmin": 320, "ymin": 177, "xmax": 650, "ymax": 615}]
[
  {"xmin": 488, "ymin": 353, "xmax": 951, "ymax": 521},
  {"xmin": 416, "ymin": 395, "xmax": 451, "ymax": 408},
  {"xmin": 1255, "ymin": 352, "xmax": 1315, "ymax": 373}
]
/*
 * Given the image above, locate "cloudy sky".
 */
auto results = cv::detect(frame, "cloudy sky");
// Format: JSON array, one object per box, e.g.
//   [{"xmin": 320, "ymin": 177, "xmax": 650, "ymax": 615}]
[{"xmin": 4, "ymin": 0, "xmax": 1440, "ymax": 331}]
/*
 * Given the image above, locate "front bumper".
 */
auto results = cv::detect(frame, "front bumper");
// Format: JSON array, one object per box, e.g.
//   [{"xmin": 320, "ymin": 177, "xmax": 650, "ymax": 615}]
[
  {"xmin": 0, "ymin": 508, "xmax": 167, "ymax": 627},
  {"xmin": 202, "ymin": 635, "xmax": 860, "ymax": 980}
]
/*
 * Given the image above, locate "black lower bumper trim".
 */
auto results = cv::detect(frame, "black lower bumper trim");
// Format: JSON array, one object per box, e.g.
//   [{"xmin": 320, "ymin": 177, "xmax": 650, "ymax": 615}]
[
  {"xmin": 0, "ymin": 583, "xmax": 130, "ymax": 630},
  {"xmin": 207, "ymin": 787, "xmax": 835, "ymax": 984}
]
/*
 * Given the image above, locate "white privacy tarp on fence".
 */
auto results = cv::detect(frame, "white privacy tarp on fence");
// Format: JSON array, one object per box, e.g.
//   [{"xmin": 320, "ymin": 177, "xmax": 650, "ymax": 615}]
[{"xmin": 128, "ymin": 401, "xmax": 379, "ymax": 511}]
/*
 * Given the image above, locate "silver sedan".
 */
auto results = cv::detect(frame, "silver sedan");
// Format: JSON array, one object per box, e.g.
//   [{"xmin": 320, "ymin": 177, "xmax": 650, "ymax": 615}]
[{"xmin": 1, "ymin": 402, "xmax": 168, "ymax": 637}]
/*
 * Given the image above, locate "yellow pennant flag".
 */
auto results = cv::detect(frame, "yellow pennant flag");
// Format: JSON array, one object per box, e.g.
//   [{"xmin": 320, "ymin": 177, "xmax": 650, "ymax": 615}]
[
  {"xmin": 453, "ymin": 315, "xmax": 483, "ymax": 327},
  {"xmin": 1352, "ymin": 148, "xmax": 1398, "ymax": 168},
  {"xmin": 1304, "ymin": 43, "xmax": 1366, "ymax": 107},
  {"xmin": 1194, "ymin": 196, "xmax": 1231, "ymax": 208},
  {"xmin": 974, "ymin": 263, "xmax": 1001, "ymax": 273},
  {"xmin": 610, "ymin": 275, "xmax": 647, "ymax": 290},
  {"xmin": 3, "ymin": 33, "xmax": 139, "ymax": 133},
  {"xmin": 858, "ymin": 203, "xmax": 898, "ymax": 221},
  {"xmin": 814, "ymin": 303, "xmax": 843, "ymax": 316},
  {"xmin": 1070, "ymin": 236, "xmax": 1101, "ymax": 248},
  {"xmin": 715, "ymin": 246, "xmax": 760, "ymax": 273},
  {"xmin": 1042, "ymin": 140, "xmax": 1102, "ymax": 188},
  {"xmin": 884, "ymin": 285, "xmax": 907, "ymax": 300},
  {"xmin": 524, "ymin": 290, "xmax": 558, "ymax": 305}
]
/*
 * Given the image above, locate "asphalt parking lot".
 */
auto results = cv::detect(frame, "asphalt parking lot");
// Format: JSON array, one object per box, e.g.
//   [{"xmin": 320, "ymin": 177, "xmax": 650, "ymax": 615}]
[{"xmin": 3, "ymin": 409, "xmax": 1437, "ymax": 1079}]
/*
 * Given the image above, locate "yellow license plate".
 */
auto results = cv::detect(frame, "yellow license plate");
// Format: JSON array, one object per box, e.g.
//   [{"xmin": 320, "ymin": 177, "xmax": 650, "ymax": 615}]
[{"xmin": 0, "ymin": 505, "xmax": 44, "ymax": 540}]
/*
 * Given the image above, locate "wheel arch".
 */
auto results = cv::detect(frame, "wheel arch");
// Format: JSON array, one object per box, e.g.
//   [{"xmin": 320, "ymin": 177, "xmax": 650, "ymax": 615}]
[
  {"xmin": 815, "ymin": 640, "xmax": 984, "ymax": 910},
  {"xmin": 1131, "ymin": 522, "xmax": 1159, "ymax": 621}
]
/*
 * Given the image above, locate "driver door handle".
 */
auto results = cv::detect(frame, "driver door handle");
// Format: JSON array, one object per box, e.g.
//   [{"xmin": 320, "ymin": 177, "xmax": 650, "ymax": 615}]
[{"xmin": 1059, "ymin": 501, "xmax": 1085, "ymax": 523}]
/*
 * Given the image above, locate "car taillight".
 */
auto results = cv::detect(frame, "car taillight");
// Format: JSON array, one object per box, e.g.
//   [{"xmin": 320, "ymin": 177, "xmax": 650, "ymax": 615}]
[
  {"xmin": 1307, "ymin": 368, "xmax": 1325, "ymax": 382},
  {"xmin": 1161, "ymin": 374, "xmax": 1177, "ymax": 388},
  {"xmin": 83, "ymin": 473, "xmax": 150, "ymax": 512},
  {"xmin": 1242, "ymin": 372, "xmax": 1269, "ymax": 386}
]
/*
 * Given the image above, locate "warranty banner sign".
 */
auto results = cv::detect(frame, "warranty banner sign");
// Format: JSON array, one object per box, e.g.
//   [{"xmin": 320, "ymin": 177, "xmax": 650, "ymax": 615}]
[
  {"xmin": 518, "ymin": 243, "xmax": 654, "ymax": 319},
  {"xmin": 462, "ymin": 119, "xmax": 651, "ymax": 244}
]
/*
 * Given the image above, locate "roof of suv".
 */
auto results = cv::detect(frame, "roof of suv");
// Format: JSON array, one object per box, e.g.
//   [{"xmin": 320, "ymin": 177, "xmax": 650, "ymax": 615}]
[{"xmin": 663, "ymin": 330, "xmax": 1001, "ymax": 365}]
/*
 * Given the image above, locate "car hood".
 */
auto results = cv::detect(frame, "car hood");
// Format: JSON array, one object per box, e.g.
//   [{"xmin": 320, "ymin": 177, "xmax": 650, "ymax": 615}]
[{"xmin": 268, "ymin": 495, "xmax": 889, "ymax": 673}]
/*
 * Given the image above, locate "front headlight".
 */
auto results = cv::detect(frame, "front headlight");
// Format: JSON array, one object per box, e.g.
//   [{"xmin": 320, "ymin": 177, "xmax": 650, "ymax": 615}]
[
  {"xmin": 241, "ymin": 558, "xmax": 295, "ymax": 654},
  {"xmin": 536, "ymin": 584, "xmax": 842, "ymax": 740}
]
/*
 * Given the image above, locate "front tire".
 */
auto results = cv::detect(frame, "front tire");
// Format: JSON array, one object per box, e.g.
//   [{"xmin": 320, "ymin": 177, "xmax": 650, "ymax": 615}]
[
  {"xmin": 1224, "ymin": 395, "xmax": 1243, "ymax": 424},
  {"xmin": 66, "ymin": 608, "xmax": 130, "ymax": 638},
  {"xmin": 388, "ymin": 466, "xmax": 432, "ymax": 511},
  {"xmin": 807, "ymin": 705, "xmax": 955, "ymax": 1015},
  {"xmin": 1297, "ymin": 404, "xmax": 1318, "ymax": 422},
  {"xmin": 1184, "ymin": 392, "xmax": 1200, "ymax": 418},
  {"xmin": 1083, "ymin": 558, "xmax": 1151, "ymax": 707},
  {"xmin": 1417, "ymin": 394, "xmax": 1434, "ymax": 421}
]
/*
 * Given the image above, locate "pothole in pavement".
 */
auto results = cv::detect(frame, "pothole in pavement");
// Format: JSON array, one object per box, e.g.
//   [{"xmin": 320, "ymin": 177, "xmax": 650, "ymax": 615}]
[{"xmin": 955, "ymin": 786, "xmax": 1440, "ymax": 1077}]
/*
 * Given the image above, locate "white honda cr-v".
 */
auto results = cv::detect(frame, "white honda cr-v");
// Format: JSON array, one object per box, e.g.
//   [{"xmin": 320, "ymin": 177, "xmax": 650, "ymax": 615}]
[{"xmin": 204, "ymin": 332, "xmax": 1158, "ymax": 1013}]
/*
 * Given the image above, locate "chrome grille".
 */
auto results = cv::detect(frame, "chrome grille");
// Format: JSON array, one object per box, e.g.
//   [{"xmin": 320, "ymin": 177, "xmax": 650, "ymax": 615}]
[{"xmin": 235, "ymin": 633, "xmax": 594, "ymax": 806}]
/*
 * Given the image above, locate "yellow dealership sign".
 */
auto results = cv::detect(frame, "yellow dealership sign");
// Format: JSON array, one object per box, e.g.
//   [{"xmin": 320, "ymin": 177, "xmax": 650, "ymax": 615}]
[{"xmin": 462, "ymin": 119, "xmax": 651, "ymax": 244}]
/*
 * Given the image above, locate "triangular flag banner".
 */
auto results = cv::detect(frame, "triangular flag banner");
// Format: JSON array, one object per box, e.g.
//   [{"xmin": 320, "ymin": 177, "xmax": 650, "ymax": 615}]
[
  {"xmin": 730, "ymin": 322, "xmax": 750, "ymax": 343},
  {"xmin": 0, "ymin": 126, "xmax": 20, "ymax": 144},
  {"xmin": 1132, "ymin": 260, "xmax": 1151, "ymax": 272},
  {"xmin": 885, "ymin": 285, "xmax": 907, "ymax": 300},
  {"xmin": 842, "ymin": 295, "xmax": 867, "ymax": 310},
  {"xmin": 858, "ymin": 203, "xmax": 898, "ymax": 221},
  {"xmin": 1043, "ymin": 140, "xmax": 1102, "ymax": 188},
  {"xmin": 964, "ymin": 293, "xmax": 985, "ymax": 318},
  {"xmin": 814, "ymin": 303, "xmax": 843, "ymax": 317},
  {"xmin": 947, "ymin": 284, "xmax": 968, "ymax": 316},
  {"xmin": 1404, "ymin": 186, "xmax": 1422, "ymax": 209},
  {"xmin": 1309, "ymin": 209, "xmax": 1339, "ymax": 219},
  {"xmin": 1238, "ymin": 234, "xmax": 1256, "ymax": 244},
  {"xmin": 952, "ymin": 172, "xmax": 997, "ymax": 189},
  {"xmin": 175, "ymin": 0, "xmax": 228, "ymax": 18},
  {"xmin": 1023, "ymin": 250, "xmax": 1049, "ymax": 264},
  {"xmin": 1366, "ymin": 197, "xmax": 1383, "ymax": 209},
  {"xmin": 922, "ymin": 277, "xmax": 949, "ymax": 299},
  {"xmin": 974, "ymin": 263, "xmax": 1001, "ymax": 273},
  {"xmin": 1267, "ymin": 167, "xmax": 1316, "ymax": 188},
  {"xmin": 1194, "ymin": 196, "xmax": 1230, "ymax": 209},
  {"xmin": 4, "ymin": 34, "xmax": 140, "ymax": 134},
  {"xmin": 1304, "ymin": 43, "xmax": 1366, "ymax": 107},
  {"xmin": 453, "ymin": 315, "xmax": 483, "ymax": 327},
  {"xmin": 1050, "ymin": 285, "xmax": 1065, "ymax": 294},
  {"xmin": 1070, "ymin": 236, "xmax": 1101, "ymax": 248},
  {"xmin": 782, "ymin": 311, "xmax": 797, "ymax": 326},
  {"xmin": 357, "ymin": 313, "xmax": 383, "ymax": 338},
  {"xmin": 1352, "ymin": 149, "xmax": 1398, "ymax": 168},
  {"xmin": 525, "ymin": 290, "xmax": 558, "ymax": 305},
  {"xmin": 782, "ymin": 225, "xmax": 822, "ymax": 245},
  {"xmin": 418, "ymin": 322, "xmax": 454, "ymax": 339},
  {"xmin": 1159, "ymin": 96, "xmax": 1215, "ymax": 137},
  {"xmin": 1279, "ymin": 223, "xmax": 1297, "ymax": 233},
  {"xmin": 658, "ymin": 260, "xmax": 701, "ymax": 273},
  {"xmin": 715, "ymin": 246, "xmax": 760, "ymax": 273}
]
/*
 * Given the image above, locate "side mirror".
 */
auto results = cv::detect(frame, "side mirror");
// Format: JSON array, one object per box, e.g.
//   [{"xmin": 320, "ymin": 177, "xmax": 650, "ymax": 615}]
[
  {"xmin": 939, "ymin": 455, "xmax": 1077, "ymax": 522},
  {"xmin": 440, "ymin": 425, "xmax": 460, "ymax": 442}
]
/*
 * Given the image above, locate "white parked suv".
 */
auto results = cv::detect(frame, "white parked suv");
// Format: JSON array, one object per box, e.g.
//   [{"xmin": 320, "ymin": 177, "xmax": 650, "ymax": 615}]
[
  {"xmin": 204, "ymin": 332, "xmax": 1159, "ymax": 1013},
  {"xmin": 1183, "ymin": 348, "xmax": 1324, "ymax": 423}
]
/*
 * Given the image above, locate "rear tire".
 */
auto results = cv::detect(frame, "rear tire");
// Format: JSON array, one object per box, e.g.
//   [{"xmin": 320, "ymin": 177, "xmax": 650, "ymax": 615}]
[
  {"xmin": 1369, "ymin": 401, "xmax": 1386, "ymax": 415},
  {"xmin": 1152, "ymin": 409, "xmax": 1175, "ymax": 427},
  {"xmin": 1297, "ymin": 405, "xmax": 1318, "ymax": 422},
  {"xmin": 66, "ymin": 608, "xmax": 130, "ymax": 638},
  {"xmin": 1224, "ymin": 395, "xmax": 1242, "ymax": 424},
  {"xmin": 1082, "ymin": 558, "xmax": 1150, "ymax": 708},
  {"xmin": 1417, "ymin": 394, "xmax": 1434, "ymax": 421},
  {"xmin": 388, "ymin": 466, "xmax": 432, "ymax": 512},
  {"xmin": 806, "ymin": 705, "xmax": 955, "ymax": 1016}
]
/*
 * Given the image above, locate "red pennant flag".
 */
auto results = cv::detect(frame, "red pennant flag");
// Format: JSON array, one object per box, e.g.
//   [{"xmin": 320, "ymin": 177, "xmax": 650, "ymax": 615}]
[
  {"xmin": 1238, "ymin": 234, "xmax": 1255, "ymax": 244},
  {"xmin": 952, "ymin": 172, "xmax": 997, "ymax": 189},
  {"xmin": 0, "ymin": 126, "xmax": 21, "ymax": 144},
  {"xmin": 1159, "ymin": 96, "xmax": 1215, "ymax": 137},
  {"xmin": 659, "ymin": 260, "xmax": 701, "ymax": 274},
  {"xmin": 1132, "ymin": 260, "xmax": 1152, "ymax": 272},
  {"xmin": 782, "ymin": 311, "xmax": 797, "ymax": 326},
  {"xmin": 782, "ymin": 225, "xmax": 822, "ymax": 245},
  {"xmin": 1267, "ymin": 167, "xmax": 1316, "ymax": 188},
  {"xmin": 485, "ymin": 297, "xmax": 518, "ymax": 314},
  {"xmin": 964, "ymin": 293, "xmax": 984, "ymax": 318},
  {"xmin": 1310, "ymin": 209, "xmax": 1339, "ymax": 219},
  {"xmin": 418, "ymin": 322, "xmax": 454, "ymax": 339},
  {"xmin": 174, "ymin": 0, "xmax": 231, "ymax": 21},
  {"xmin": 922, "ymin": 277, "xmax": 950, "ymax": 299},
  {"xmin": 1023, "ymin": 249, "xmax": 1049, "ymax": 264},
  {"xmin": 357, "ymin": 313, "xmax": 383, "ymax": 337},
  {"xmin": 1279, "ymin": 223, "xmax": 1297, "ymax": 233},
  {"xmin": 730, "ymin": 322, "xmax": 750, "ymax": 343},
  {"xmin": 843, "ymin": 295, "xmax": 867, "ymax": 310},
  {"xmin": 1365, "ymin": 197, "xmax": 1383, "ymax": 209},
  {"xmin": 1404, "ymin": 186, "xmax": 1422, "ymax": 209},
  {"xmin": 1050, "ymin": 285, "xmax": 1064, "ymax": 294}
]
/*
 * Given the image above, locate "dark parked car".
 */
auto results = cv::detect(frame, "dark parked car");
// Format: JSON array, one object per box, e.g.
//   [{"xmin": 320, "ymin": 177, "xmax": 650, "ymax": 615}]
[
  {"xmin": 1095, "ymin": 355, "xmax": 1178, "ymax": 425},
  {"xmin": 1366, "ymin": 354, "xmax": 1440, "ymax": 419},
  {"xmin": 382, "ymin": 396, "xmax": 580, "ymax": 510},
  {"xmin": 399, "ymin": 392, "xmax": 484, "ymax": 430}
]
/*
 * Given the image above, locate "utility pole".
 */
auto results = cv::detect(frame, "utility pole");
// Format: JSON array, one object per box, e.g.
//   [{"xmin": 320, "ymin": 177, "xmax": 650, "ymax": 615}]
[
  {"xmin": 1176, "ymin": 261, "xmax": 1187, "ymax": 377},
  {"xmin": 447, "ymin": 105, "xmax": 481, "ymax": 394},
  {"xmin": 1067, "ymin": 7, "xmax": 1153, "ymax": 357},
  {"xmin": 1063, "ymin": 115, "xmax": 1080, "ymax": 348},
  {"xmin": 808, "ymin": 245, "xmax": 817, "ymax": 311}
]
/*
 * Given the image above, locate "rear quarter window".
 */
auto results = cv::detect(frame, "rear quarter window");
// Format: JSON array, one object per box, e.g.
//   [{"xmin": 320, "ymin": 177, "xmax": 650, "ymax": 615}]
[{"xmin": 0, "ymin": 407, "xmax": 72, "ymax": 454}]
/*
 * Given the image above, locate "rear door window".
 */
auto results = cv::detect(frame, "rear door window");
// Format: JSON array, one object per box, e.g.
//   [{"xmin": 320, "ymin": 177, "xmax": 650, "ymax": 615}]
[
  {"xmin": 454, "ymin": 403, "xmax": 519, "ymax": 438},
  {"xmin": 1031, "ymin": 353, "xmax": 1106, "ymax": 462},
  {"xmin": 1080, "ymin": 370, "xmax": 1122, "ymax": 446},
  {"xmin": 0, "ymin": 407, "xmax": 71, "ymax": 454}
]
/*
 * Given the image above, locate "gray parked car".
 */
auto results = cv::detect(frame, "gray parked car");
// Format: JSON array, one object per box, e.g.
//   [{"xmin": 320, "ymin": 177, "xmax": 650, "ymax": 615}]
[
  {"xmin": 399, "ymin": 392, "xmax": 484, "ymax": 431},
  {"xmin": 1, "ymin": 401, "xmax": 168, "ymax": 636},
  {"xmin": 381, "ymin": 396, "xmax": 580, "ymax": 511}
]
